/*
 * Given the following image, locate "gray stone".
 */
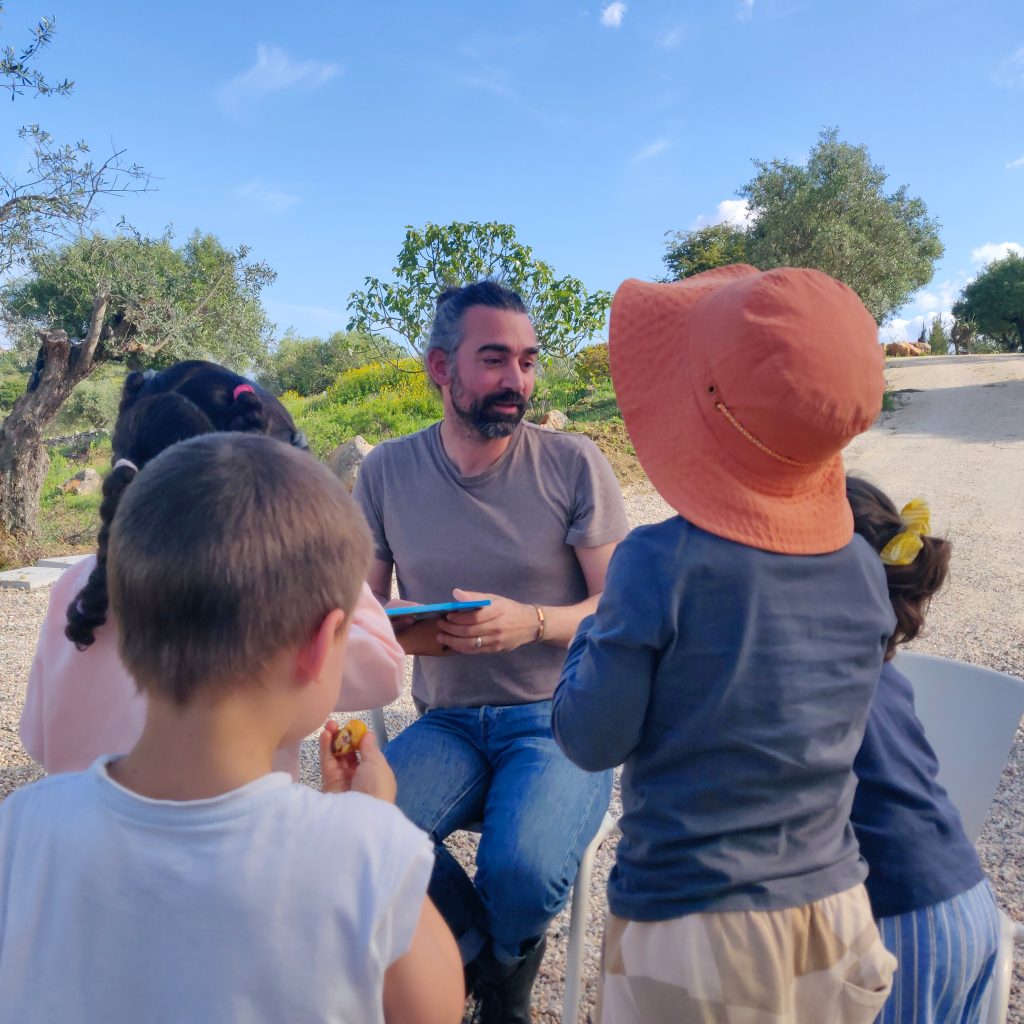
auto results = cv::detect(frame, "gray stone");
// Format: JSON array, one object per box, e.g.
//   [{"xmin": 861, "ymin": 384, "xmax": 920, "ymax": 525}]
[
  {"xmin": 59, "ymin": 467, "xmax": 102, "ymax": 497},
  {"xmin": 539, "ymin": 409, "xmax": 569, "ymax": 430},
  {"xmin": 326, "ymin": 436, "xmax": 374, "ymax": 492},
  {"xmin": 0, "ymin": 566, "xmax": 64, "ymax": 591},
  {"xmin": 35, "ymin": 554, "xmax": 92, "ymax": 569}
]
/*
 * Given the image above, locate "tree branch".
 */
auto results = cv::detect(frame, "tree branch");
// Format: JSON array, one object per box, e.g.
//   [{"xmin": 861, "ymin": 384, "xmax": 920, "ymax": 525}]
[{"xmin": 77, "ymin": 289, "xmax": 110, "ymax": 372}]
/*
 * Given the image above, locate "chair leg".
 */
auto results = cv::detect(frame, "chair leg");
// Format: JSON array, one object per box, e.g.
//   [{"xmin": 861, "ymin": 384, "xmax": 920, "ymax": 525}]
[
  {"xmin": 985, "ymin": 910, "xmax": 1017, "ymax": 1024},
  {"xmin": 562, "ymin": 813, "xmax": 619, "ymax": 1024},
  {"xmin": 369, "ymin": 705, "xmax": 389, "ymax": 751}
]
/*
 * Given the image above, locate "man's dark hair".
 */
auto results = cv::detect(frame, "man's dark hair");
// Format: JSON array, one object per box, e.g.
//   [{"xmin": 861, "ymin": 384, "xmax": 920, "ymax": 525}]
[
  {"xmin": 424, "ymin": 280, "xmax": 528, "ymax": 373},
  {"xmin": 108, "ymin": 433, "xmax": 371, "ymax": 704}
]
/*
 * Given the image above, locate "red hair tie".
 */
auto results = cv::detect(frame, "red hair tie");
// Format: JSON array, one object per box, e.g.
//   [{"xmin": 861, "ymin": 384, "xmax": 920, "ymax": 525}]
[{"xmin": 232, "ymin": 383, "xmax": 255, "ymax": 400}]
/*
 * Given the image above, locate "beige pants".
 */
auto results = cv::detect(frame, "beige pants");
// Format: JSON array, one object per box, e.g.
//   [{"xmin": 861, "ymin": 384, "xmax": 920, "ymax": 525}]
[{"xmin": 597, "ymin": 885, "xmax": 896, "ymax": 1024}]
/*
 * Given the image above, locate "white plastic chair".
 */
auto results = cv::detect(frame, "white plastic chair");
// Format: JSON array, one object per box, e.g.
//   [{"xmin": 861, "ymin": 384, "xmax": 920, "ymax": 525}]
[
  {"xmin": 368, "ymin": 705, "xmax": 616, "ymax": 1024},
  {"xmin": 895, "ymin": 651, "xmax": 1024, "ymax": 1024}
]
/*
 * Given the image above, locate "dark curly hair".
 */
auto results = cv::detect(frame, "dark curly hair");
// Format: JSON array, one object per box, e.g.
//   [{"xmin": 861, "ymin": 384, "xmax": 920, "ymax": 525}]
[
  {"xmin": 846, "ymin": 476, "xmax": 951, "ymax": 660},
  {"xmin": 65, "ymin": 361, "xmax": 306, "ymax": 649}
]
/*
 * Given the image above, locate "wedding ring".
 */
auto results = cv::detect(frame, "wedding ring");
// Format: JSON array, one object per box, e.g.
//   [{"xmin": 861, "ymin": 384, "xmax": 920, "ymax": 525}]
[{"xmin": 474, "ymin": 635, "xmax": 483, "ymax": 649}]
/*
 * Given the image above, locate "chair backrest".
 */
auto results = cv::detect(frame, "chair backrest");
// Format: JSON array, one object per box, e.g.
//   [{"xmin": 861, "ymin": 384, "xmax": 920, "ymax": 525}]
[{"xmin": 894, "ymin": 651, "xmax": 1024, "ymax": 843}]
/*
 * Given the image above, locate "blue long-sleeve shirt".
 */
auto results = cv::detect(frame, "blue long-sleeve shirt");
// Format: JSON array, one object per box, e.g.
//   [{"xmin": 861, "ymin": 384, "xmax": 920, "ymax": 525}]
[
  {"xmin": 552, "ymin": 516, "xmax": 895, "ymax": 921},
  {"xmin": 851, "ymin": 659, "xmax": 984, "ymax": 919}
]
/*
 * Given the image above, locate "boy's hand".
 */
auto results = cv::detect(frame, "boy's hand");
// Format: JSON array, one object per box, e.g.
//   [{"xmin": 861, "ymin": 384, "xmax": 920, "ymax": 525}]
[{"xmin": 320, "ymin": 721, "xmax": 397, "ymax": 804}]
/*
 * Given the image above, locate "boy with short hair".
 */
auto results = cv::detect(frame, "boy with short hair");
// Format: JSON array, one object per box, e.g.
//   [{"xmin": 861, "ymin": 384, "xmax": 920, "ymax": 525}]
[{"xmin": 0, "ymin": 433, "xmax": 463, "ymax": 1024}]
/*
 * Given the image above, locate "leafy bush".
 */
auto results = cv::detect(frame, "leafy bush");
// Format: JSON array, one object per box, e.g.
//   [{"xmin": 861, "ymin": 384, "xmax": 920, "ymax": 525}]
[
  {"xmin": 291, "ymin": 359, "xmax": 442, "ymax": 456},
  {"xmin": 51, "ymin": 369, "xmax": 125, "ymax": 433},
  {"xmin": 310, "ymin": 357, "xmax": 424, "ymax": 407},
  {"xmin": 263, "ymin": 330, "xmax": 406, "ymax": 396},
  {"xmin": 0, "ymin": 375, "xmax": 26, "ymax": 413},
  {"xmin": 530, "ymin": 368, "xmax": 589, "ymax": 422},
  {"xmin": 573, "ymin": 342, "xmax": 610, "ymax": 385}
]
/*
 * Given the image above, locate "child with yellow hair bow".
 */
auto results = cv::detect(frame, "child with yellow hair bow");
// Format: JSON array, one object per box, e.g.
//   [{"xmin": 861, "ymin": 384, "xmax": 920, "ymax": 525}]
[
  {"xmin": 879, "ymin": 497, "xmax": 932, "ymax": 566},
  {"xmin": 847, "ymin": 476, "xmax": 1000, "ymax": 1024}
]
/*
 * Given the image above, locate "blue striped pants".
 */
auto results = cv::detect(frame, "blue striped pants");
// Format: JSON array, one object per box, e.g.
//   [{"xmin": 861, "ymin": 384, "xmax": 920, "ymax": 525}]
[{"xmin": 876, "ymin": 879, "xmax": 1000, "ymax": 1024}]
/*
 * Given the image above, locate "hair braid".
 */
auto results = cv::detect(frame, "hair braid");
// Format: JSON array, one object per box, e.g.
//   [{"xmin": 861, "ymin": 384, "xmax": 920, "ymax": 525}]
[{"xmin": 64, "ymin": 464, "xmax": 137, "ymax": 648}]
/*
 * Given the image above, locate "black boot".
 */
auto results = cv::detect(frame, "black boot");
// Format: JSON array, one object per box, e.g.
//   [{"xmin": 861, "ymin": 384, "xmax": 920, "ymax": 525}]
[{"xmin": 474, "ymin": 936, "xmax": 547, "ymax": 1024}]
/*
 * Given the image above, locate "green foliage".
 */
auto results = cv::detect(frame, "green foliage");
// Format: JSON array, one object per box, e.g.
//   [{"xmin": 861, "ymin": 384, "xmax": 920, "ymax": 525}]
[
  {"xmin": 949, "ymin": 317, "xmax": 976, "ymax": 355},
  {"xmin": 663, "ymin": 223, "xmax": 749, "ymax": 281},
  {"xmin": 0, "ymin": 6, "xmax": 149, "ymax": 276},
  {"xmin": 740, "ymin": 128, "xmax": 943, "ymax": 323},
  {"xmin": 0, "ymin": 373, "xmax": 26, "ymax": 413},
  {"xmin": 0, "ymin": 349, "xmax": 29, "ymax": 415},
  {"xmin": 0, "ymin": 5, "xmax": 73, "ymax": 99},
  {"xmin": 347, "ymin": 221, "xmax": 611, "ymax": 362},
  {"xmin": 292, "ymin": 359, "xmax": 442, "ymax": 455},
  {"xmin": 1, "ymin": 231, "xmax": 274, "ymax": 372},
  {"xmin": 51, "ymin": 367, "xmax": 125, "ymax": 432},
  {"xmin": 952, "ymin": 253, "xmax": 1024, "ymax": 352},
  {"xmin": 312, "ymin": 357, "xmax": 424, "ymax": 406},
  {"xmin": 1, "ymin": 125, "xmax": 149, "ymax": 279},
  {"xmin": 263, "ymin": 329, "xmax": 404, "ymax": 396},
  {"xmin": 40, "ymin": 447, "xmax": 74, "ymax": 501},
  {"xmin": 927, "ymin": 317, "xmax": 948, "ymax": 355},
  {"xmin": 531, "ymin": 370, "xmax": 591, "ymax": 420},
  {"xmin": 573, "ymin": 342, "xmax": 610, "ymax": 385}
]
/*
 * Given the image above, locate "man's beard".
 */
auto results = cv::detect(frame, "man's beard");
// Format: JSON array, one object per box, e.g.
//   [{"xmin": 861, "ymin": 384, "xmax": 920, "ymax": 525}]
[{"xmin": 450, "ymin": 367, "xmax": 527, "ymax": 440}]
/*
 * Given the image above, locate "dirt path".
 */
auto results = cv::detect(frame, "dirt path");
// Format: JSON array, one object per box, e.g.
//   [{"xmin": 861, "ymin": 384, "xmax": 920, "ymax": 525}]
[{"xmin": 846, "ymin": 355, "xmax": 1024, "ymax": 678}]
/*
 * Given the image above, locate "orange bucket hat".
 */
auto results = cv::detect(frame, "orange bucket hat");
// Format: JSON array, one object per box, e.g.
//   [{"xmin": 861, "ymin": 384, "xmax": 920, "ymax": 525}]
[{"xmin": 609, "ymin": 265, "xmax": 884, "ymax": 555}]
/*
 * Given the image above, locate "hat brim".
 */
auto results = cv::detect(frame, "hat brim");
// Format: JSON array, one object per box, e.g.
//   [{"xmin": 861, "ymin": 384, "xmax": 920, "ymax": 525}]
[{"xmin": 610, "ymin": 270, "xmax": 853, "ymax": 555}]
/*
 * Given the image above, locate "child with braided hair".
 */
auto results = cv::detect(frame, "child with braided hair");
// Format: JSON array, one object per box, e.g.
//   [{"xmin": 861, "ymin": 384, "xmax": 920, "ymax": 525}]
[
  {"xmin": 20, "ymin": 360, "xmax": 404, "ymax": 776},
  {"xmin": 847, "ymin": 476, "xmax": 1001, "ymax": 1024}
]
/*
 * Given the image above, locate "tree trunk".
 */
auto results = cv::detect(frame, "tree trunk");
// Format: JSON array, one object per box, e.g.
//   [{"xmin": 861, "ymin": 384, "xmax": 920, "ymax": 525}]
[{"xmin": 0, "ymin": 329, "xmax": 97, "ymax": 536}]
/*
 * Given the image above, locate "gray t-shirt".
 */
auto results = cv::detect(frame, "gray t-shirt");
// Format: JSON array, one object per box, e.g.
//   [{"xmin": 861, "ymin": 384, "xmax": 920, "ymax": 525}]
[{"xmin": 354, "ymin": 421, "xmax": 628, "ymax": 709}]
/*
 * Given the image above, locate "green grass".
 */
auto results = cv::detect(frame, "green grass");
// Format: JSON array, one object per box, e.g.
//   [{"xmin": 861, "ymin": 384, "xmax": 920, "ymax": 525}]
[{"xmin": 36, "ymin": 439, "xmax": 109, "ymax": 553}]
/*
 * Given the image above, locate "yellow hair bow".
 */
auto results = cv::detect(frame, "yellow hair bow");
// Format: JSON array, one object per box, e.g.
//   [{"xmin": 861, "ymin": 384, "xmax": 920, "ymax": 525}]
[{"xmin": 879, "ymin": 498, "xmax": 931, "ymax": 566}]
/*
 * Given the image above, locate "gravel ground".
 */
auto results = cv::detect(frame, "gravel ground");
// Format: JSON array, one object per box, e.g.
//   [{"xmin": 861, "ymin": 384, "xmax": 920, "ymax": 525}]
[{"xmin": 1, "ymin": 353, "xmax": 1023, "ymax": 1022}]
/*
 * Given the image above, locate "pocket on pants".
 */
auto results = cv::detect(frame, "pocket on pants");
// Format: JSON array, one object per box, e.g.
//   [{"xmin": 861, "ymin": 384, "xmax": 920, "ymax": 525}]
[{"xmin": 839, "ymin": 941, "xmax": 897, "ymax": 1016}]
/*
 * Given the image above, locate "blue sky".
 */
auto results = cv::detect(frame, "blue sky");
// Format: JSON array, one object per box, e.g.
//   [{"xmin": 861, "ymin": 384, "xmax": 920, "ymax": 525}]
[{"xmin": 2, "ymin": 0, "xmax": 1022, "ymax": 345}]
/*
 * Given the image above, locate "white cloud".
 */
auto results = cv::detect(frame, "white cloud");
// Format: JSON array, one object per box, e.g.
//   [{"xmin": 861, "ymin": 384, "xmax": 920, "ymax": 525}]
[
  {"xmin": 236, "ymin": 180, "xmax": 300, "ymax": 213},
  {"xmin": 970, "ymin": 241, "xmax": 1024, "ymax": 266},
  {"xmin": 1007, "ymin": 155, "xmax": 1024, "ymax": 169},
  {"xmin": 600, "ymin": 2, "xmax": 627, "ymax": 28},
  {"xmin": 995, "ymin": 46, "xmax": 1024, "ymax": 88},
  {"xmin": 881, "ymin": 310, "xmax": 954, "ymax": 346},
  {"xmin": 659, "ymin": 27, "xmax": 684, "ymax": 49},
  {"xmin": 914, "ymin": 277, "xmax": 964, "ymax": 314},
  {"xmin": 737, "ymin": 0, "xmax": 755, "ymax": 20},
  {"xmin": 693, "ymin": 198, "xmax": 754, "ymax": 229},
  {"xmin": 219, "ymin": 44, "xmax": 341, "ymax": 114},
  {"xmin": 634, "ymin": 138, "xmax": 669, "ymax": 161}
]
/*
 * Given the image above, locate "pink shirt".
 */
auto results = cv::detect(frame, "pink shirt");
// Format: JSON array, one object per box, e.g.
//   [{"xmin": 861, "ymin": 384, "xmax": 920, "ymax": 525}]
[{"xmin": 20, "ymin": 556, "xmax": 405, "ymax": 778}]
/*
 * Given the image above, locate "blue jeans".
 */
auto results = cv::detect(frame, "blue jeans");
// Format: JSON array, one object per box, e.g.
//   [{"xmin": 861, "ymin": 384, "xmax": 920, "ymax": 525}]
[{"xmin": 384, "ymin": 699, "xmax": 613, "ymax": 965}]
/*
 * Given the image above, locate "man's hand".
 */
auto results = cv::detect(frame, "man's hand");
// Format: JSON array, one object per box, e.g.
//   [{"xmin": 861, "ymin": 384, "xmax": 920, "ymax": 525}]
[
  {"xmin": 386, "ymin": 598, "xmax": 454, "ymax": 657},
  {"xmin": 320, "ymin": 721, "xmax": 397, "ymax": 803},
  {"xmin": 436, "ymin": 588, "xmax": 539, "ymax": 655}
]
